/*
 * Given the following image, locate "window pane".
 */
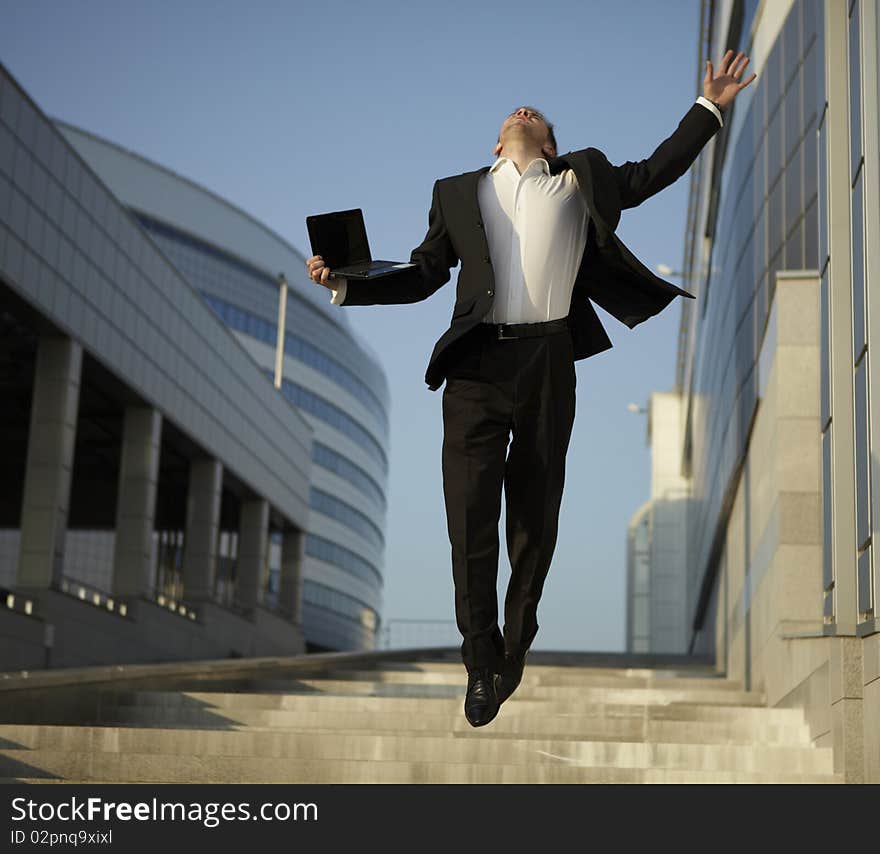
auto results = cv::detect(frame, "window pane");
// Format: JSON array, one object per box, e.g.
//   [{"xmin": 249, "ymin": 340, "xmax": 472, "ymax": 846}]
[
  {"xmin": 855, "ymin": 355, "xmax": 870, "ymax": 549},
  {"xmin": 783, "ymin": 0, "xmax": 801, "ymax": 91},
  {"xmin": 785, "ymin": 143, "xmax": 802, "ymax": 239},
  {"xmin": 785, "ymin": 68, "xmax": 801, "ymax": 162},
  {"xmin": 768, "ymin": 107, "xmax": 783, "ymax": 189},
  {"xmin": 805, "ymin": 198, "xmax": 818, "ymax": 269},
  {"xmin": 818, "ymin": 111, "xmax": 828, "ymax": 264},
  {"xmin": 768, "ymin": 175, "xmax": 783, "ymax": 260},
  {"xmin": 822, "ymin": 427, "xmax": 833, "ymax": 590},
  {"xmin": 857, "ymin": 547, "xmax": 873, "ymax": 617},
  {"xmin": 820, "ymin": 266, "xmax": 830, "ymax": 427},
  {"xmin": 849, "ymin": 1, "xmax": 862, "ymax": 178},
  {"xmin": 785, "ymin": 218, "xmax": 803, "ymax": 270},
  {"xmin": 768, "ymin": 37, "xmax": 783, "ymax": 117},
  {"xmin": 852, "ymin": 170, "xmax": 865, "ymax": 360}
]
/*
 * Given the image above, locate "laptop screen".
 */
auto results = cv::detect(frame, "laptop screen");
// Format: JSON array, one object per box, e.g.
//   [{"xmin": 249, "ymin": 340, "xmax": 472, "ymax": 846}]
[{"xmin": 307, "ymin": 209, "xmax": 371, "ymax": 269}]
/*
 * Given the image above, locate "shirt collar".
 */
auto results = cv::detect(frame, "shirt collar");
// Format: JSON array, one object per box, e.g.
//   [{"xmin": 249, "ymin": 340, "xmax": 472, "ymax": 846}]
[{"xmin": 489, "ymin": 156, "xmax": 550, "ymax": 175}]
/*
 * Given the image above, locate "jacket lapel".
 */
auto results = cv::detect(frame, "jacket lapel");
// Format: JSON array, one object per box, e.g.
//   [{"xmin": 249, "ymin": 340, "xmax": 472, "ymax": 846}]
[
  {"xmin": 461, "ymin": 165, "xmax": 491, "ymax": 224},
  {"xmin": 553, "ymin": 151, "xmax": 610, "ymax": 236}
]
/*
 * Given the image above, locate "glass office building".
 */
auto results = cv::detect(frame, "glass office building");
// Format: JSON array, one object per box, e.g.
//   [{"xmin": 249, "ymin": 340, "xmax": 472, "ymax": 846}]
[
  {"xmin": 0, "ymin": 62, "xmax": 388, "ymax": 668},
  {"xmin": 56, "ymin": 123, "xmax": 390, "ymax": 655},
  {"xmin": 630, "ymin": 0, "xmax": 880, "ymax": 780}
]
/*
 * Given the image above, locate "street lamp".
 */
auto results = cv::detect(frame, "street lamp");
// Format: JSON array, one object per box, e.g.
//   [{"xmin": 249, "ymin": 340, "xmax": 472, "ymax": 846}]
[
  {"xmin": 656, "ymin": 263, "xmax": 683, "ymax": 277},
  {"xmin": 274, "ymin": 272, "xmax": 288, "ymax": 390}
]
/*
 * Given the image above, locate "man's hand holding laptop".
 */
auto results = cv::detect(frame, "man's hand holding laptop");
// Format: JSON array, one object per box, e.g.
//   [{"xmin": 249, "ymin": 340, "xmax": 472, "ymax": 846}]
[
  {"xmin": 305, "ymin": 209, "xmax": 415, "ymax": 287},
  {"xmin": 306, "ymin": 255, "xmax": 343, "ymax": 290}
]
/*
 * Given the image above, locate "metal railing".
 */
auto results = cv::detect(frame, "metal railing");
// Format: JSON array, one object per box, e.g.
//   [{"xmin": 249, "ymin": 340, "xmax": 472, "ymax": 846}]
[{"xmin": 378, "ymin": 618, "xmax": 459, "ymax": 650}]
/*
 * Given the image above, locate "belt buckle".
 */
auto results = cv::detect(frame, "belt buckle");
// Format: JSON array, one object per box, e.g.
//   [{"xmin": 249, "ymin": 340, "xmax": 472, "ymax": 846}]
[{"xmin": 496, "ymin": 323, "xmax": 516, "ymax": 340}]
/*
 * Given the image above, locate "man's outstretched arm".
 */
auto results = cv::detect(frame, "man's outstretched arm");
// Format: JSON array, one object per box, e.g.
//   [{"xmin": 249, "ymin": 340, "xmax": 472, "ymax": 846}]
[
  {"xmin": 612, "ymin": 49, "xmax": 757, "ymax": 210},
  {"xmin": 308, "ymin": 179, "xmax": 459, "ymax": 307}
]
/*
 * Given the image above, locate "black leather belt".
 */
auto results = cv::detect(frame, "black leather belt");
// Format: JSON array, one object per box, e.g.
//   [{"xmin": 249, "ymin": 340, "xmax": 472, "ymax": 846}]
[{"xmin": 482, "ymin": 318, "xmax": 570, "ymax": 340}]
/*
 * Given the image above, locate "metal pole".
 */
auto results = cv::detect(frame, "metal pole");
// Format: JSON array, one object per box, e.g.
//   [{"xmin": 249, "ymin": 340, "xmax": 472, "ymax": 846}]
[{"xmin": 274, "ymin": 273, "xmax": 288, "ymax": 390}]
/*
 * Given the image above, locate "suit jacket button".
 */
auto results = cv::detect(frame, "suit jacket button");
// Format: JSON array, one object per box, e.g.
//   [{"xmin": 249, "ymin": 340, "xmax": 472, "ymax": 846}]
[
  {"xmin": 487, "ymin": 289, "xmax": 494, "ymax": 296},
  {"xmin": 476, "ymin": 221, "xmax": 483, "ymax": 229},
  {"xmin": 483, "ymin": 256, "xmax": 490, "ymax": 263}
]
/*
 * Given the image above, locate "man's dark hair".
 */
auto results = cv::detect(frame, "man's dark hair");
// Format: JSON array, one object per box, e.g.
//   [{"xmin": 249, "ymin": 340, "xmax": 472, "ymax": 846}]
[{"xmin": 499, "ymin": 105, "xmax": 557, "ymax": 154}]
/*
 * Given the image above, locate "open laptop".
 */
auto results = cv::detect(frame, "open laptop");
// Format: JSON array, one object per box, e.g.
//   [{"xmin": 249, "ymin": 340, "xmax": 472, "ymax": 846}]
[{"xmin": 306, "ymin": 208, "xmax": 416, "ymax": 279}]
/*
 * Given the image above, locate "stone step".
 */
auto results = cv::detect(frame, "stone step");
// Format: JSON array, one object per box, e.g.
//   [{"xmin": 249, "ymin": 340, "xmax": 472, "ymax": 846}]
[
  {"xmin": 0, "ymin": 773, "xmax": 844, "ymax": 784},
  {"xmin": 0, "ymin": 694, "xmax": 806, "ymax": 732},
  {"xmin": 10, "ymin": 713, "xmax": 810, "ymax": 745},
  {"xmin": 0, "ymin": 725, "xmax": 825, "ymax": 769},
  {"xmin": 288, "ymin": 667, "xmax": 746, "ymax": 691},
  {"xmin": 0, "ymin": 750, "xmax": 841, "ymax": 784},
  {"xmin": 85, "ymin": 706, "xmax": 814, "ymax": 738},
  {"xmin": 341, "ymin": 661, "xmax": 724, "ymax": 678},
  {"xmin": 236, "ymin": 678, "xmax": 766, "ymax": 706},
  {"xmin": 30, "ymin": 698, "xmax": 811, "ymax": 745},
  {"xmin": 63, "ymin": 690, "xmax": 806, "ymax": 722}
]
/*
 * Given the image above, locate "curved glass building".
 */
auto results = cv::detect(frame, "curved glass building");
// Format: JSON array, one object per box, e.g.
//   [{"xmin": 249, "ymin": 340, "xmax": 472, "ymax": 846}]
[{"xmin": 57, "ymin": 123, "xmax": 390, "ymax": 653}]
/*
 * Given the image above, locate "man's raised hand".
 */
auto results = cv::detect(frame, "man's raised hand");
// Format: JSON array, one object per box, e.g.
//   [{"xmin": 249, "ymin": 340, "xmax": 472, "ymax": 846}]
[{"xmin": 704, "ymin": 50, "xmax": 757, "ymax": 110}]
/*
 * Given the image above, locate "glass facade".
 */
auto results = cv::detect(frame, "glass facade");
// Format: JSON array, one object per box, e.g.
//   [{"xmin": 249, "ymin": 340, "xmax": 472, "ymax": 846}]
[
  {"xmin": 153, "ymin": 225, "xmax": 391, "ymax": 650},
  {"xmin": 47, "ymin": 125, "xmax": 391, "ymax": 652},
  {"xmin": 137, "ymin": 213, "xmax": 388, "ymax": 431},
  {"xmin": 305, "ymin": 534, "xmax": 382, "ymax": 588},
  {"xmin": 301, "ymin": 579, "xmax": 378, "ymax": 651},
  {"xmin": 310, "ymin": 488, "xmax": 385, "ymax": 551},
  {"xmin": 146, "ymin": 227, "xmax": 390, "ymax": 649},
  {"xmin": 686, "ymin": 0, "xmax": 824, "ymax": 620},
  {"xmin": 197, "ymin": 293, "xmax": 389, "ymax": 470},
  {"xmin": 274, "ymin": 372, "xmax": 388, "ymax": 473},
  {"xmin": 847, "ymin": 0, "xmax": 873, "ymax": 621},
  {"xmin": 196, "ymin": 292, "xmax": 389, "ymax": 433},
  {"xmin": 313, "ymin": 442, "xmax": 386, "ymax": 512},
  {"xmin": 0, "ymin": 63, "xmax": 329, "ymax": 668},
  {"xmin": 0, "ymin": 71, "xmax": 314, "ymax": 527},
  {"xmin": 303, "ymin": 578, "xmax": 377, "ymax": 627}
]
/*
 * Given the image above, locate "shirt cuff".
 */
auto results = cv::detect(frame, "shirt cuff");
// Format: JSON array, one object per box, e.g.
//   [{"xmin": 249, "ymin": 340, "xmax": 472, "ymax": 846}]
[
  {"xmin": 330, "ymin": 280, "xmax": 347, "ymax": 305},
  {"xmin": 696, "ymin": 95, "xmax": 723, "ymax": 128}
]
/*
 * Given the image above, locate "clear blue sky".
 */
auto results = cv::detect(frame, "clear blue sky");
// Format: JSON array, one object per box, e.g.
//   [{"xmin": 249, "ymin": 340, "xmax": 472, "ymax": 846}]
[{"xmin": 2, "ymin": 0, "xmax": 705, "ymax": 652}]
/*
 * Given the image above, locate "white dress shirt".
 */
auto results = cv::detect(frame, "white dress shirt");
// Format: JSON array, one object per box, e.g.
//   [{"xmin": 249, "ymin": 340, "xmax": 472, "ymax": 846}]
[
  {"xmin": 329, "ymin": 97, "xmax": 722, "ymax": 313},
  {"xmin": 478, "ymin": 154, "xmax": 588, "ymax": 323}
]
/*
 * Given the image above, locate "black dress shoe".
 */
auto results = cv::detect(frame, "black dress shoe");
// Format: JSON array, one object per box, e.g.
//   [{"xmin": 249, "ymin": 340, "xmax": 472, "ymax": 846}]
[
  {"xmin": 463, "ymin": 666, "xmax": 500, "ymax": 727},
  {"xmin": 496, "ymin": 651, "xmax": 527, "ymax": 705}
]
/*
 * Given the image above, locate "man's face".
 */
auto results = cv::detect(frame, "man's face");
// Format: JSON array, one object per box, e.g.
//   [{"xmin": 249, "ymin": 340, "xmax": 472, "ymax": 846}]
[{"xmin": 495, "ymin": 106, "xmax": 555, "ymax": 159}]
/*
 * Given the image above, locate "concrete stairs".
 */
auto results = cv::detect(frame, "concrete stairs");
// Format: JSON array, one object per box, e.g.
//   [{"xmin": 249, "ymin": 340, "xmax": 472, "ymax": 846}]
[{"xmin": 0, "ymin": 654, "xmax": 842, "ymax": 783}]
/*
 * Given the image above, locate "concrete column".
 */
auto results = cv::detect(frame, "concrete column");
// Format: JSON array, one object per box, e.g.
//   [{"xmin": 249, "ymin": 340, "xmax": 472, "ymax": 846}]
[
  {"xmin": 236, "ymin": 498, "xmax": 269, "ymax": 613},
  {"xmin": 280, "ymin": 528, "xmax": 305, "ymax": 623},
  {"xmin": 17, "ymin": 336, "xmax": 82, "ymax": 590},
  {"xmin": 647, "ymin": 392, "xmax": 690, "ymax": 654},
  {"xmin": 112, "ymin": 406, "xmax": 162, "ymax": 597},
  {"xmin": 182, "ymin": 458, "xmax": 222, "ymax": 602},
  {"xmin": 862, "ymin": 0, "xmax": 880, "ymax": 634}
]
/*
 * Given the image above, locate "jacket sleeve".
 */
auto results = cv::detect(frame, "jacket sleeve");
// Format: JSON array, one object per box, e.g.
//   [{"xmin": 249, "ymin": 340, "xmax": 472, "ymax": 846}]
[
  {"xmin": 611, "ymin": 101, "xmax": 722, "ymax": 210},
  {"xmin": 339, "ymin": 180, "xmax": 459, "ymax": 306}
]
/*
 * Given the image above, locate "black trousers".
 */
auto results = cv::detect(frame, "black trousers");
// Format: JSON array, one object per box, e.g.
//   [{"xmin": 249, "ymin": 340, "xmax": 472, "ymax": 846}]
[{"xmin": 441, "ymin": 323, "xmax": 577, "ymax": 673}]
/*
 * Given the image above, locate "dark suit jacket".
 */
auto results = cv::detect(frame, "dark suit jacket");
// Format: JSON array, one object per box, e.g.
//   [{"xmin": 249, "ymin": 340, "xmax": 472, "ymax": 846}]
[{"xmin": 340, "ymin": 101, "xmax": 721, "ymax": 390}]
